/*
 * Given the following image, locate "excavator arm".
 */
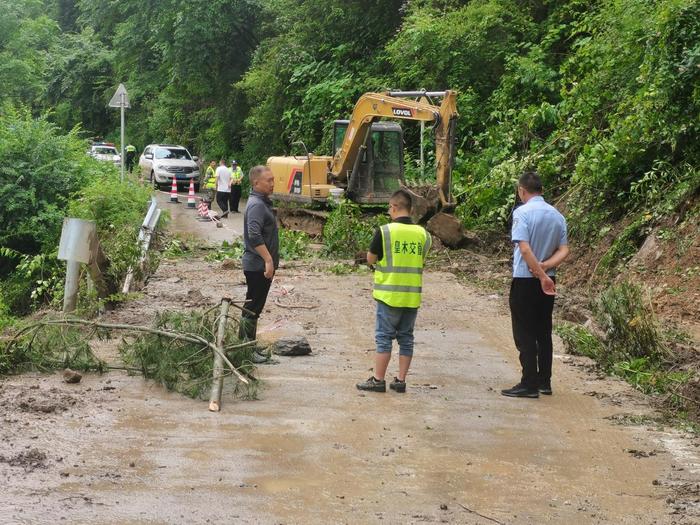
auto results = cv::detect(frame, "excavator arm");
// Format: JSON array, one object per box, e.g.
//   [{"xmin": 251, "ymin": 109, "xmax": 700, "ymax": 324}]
[{"xmin": 330, "ymin": 90, "xmax": 458, "ymax": 209}]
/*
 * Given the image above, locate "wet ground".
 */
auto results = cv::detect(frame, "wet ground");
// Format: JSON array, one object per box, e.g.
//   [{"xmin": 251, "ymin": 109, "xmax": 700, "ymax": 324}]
[{"xmin": 1, "ymin": 191, "xmax": 699, "ymax": 524}]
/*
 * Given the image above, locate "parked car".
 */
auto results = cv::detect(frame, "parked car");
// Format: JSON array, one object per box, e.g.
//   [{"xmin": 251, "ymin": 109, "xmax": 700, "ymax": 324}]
[
  {"xmin": 139, "ymin": 144, "xmax": 200, "ymax": 190},
  {"xmin": 89, "ymin": 143, "xmax": 121, "ymax": 167}
]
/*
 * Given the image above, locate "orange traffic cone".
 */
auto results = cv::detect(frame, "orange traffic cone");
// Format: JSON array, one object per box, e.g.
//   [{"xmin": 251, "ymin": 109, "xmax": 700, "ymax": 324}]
[
  {"xmin": 187, "ymin": 179, "xmax": 196, "ymax": 208},
  {"xmin": 169, "ymin": 177, "xmax": 179, "ymax": 203}
]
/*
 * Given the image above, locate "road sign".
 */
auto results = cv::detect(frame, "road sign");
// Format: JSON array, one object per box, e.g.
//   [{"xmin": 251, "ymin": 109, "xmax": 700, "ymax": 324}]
[
  {"xmin": 109, "ymin": 83, "xmax": 130, "ymax": 108},
  {"xmin": 108, "ymin": 84, "xmax": 130, "ymax": 181}
]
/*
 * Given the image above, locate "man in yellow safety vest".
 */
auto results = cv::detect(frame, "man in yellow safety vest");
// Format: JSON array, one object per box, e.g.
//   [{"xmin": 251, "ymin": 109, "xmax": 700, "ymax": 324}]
[
  {"xmin": 230, "ymin": 160, "xmax": 243, "ymax": 213},
  {"xmin": 204, "ymin": 160, "xmax": 217, "ymax": 204},
  {"xmin": 125, "ymin": 144, "xmax": 137, "ymax": 172},
  {"xmin": 356, "ymin": 189, "xmax": 431, "ymax": 393}
]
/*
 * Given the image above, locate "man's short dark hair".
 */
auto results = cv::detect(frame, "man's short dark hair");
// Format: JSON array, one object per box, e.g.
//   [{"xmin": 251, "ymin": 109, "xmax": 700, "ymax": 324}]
[
  {"xmin": 518, "ymin": 171, "xmax": 543, "ymax": 194},
  {"xmin": 390, "ymin": 189, "xmax": 413, "ymax": 212},
  {"xmin": 249, "ymin": 165, "xmax": 270, "ymax": 185}
]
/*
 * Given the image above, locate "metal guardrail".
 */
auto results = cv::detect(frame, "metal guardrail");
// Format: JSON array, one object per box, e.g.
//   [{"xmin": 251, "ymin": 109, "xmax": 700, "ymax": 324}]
[{"xmin": 122, "ymin": 197, "xmax": 161, "ymax": 294}]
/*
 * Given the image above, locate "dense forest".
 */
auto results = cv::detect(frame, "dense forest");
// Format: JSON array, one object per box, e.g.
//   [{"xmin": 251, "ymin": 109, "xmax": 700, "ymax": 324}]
[{"xmin": 1, "ymin": 0, "xmax": 699, "ymax": 314}]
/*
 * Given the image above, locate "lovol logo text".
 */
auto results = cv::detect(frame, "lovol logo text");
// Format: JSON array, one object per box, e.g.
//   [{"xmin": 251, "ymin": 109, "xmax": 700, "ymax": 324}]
[{"xmin": 392, "ymin": 107, "xmax": 413, "ymax": 117}]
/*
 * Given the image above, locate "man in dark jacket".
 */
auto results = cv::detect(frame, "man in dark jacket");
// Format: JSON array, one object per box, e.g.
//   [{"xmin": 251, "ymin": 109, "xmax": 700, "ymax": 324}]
[{"xmin": 239, "ymin": 165, "xmax": 279, "ymax": 355}]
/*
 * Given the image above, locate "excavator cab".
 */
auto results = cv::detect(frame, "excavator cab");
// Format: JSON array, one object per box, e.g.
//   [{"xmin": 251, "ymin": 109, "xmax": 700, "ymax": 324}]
[{"xmin": 332, "ymin": 120, "xmax": 404, "ymax": 203}]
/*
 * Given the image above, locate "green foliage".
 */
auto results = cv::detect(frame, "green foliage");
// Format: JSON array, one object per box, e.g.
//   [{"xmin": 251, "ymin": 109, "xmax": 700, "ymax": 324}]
[
  {"xmin": 6, "ymin": 252, "xmax": 65, "ymax": 315},
  {"xmin": 119, "ymin": 309, "xmax": 257, "ymax": 399},
  {"xmin": 161, "ymin": 237, "xmax": 196, "ymax": 259},
  {"xmin": 0, "ymin": 109, "xmax": 121, "ymax": 315},
  {"xmin": 68, "ymin": 171, "xmax": 152, "ymax": 284},
  {"xmin": 612, "ymin": 357, "xmax": 692, "ymax": 403},
  {"xmin": 556, "ymin": 281, "xmax": 666, "ymax": 367},
  {"xmin": 554, "ymin": 322, "xmax": 604, "ymax": 360},
  {"xmin": 278, "ymin": 228, "xmax": 310, "ymax": 260},
  {"xmin": 322, "ymin": 201, "xmax": 388, "ymax": 259},
  {"xmin": 2, "ymin": 0, "xmax": 699, "ymax": 280},
  {"xmin": 204, "ymin": 240, "xmax": 245, "ymax": 262},
  {"xmin": 555, "ymin": 280, "xmax": 693, "ymax": 409},
  {"xmin": 0, "ymin": 323, "xmax": 106, "ymax": 375},
  {"xmin": 0, "ymin": 108, "xmax": 103, "ymax": 253},
  {"xmin": 325, "ymin": 262, "xmax": 367, "ymax": 276},
  {"xmin": 594, "ymin": 281, "xmax": 667, "ymax": 363},
  {"xmin": 0, "ymin": 0, "xmax": 60, "ymax": 107}
]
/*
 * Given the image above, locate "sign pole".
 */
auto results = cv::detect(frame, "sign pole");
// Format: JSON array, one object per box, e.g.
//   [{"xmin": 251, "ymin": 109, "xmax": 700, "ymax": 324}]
[
  {"xmin": 109, "ymin": 84, "xmax": 130, "ymax": 183},
  {"xmin": 120, "ymin": 93, "xmax": 125, "ymax": 182},
  {"xmin": 420, "ymin": 120, "xmax": 425, "ymax": 179}
]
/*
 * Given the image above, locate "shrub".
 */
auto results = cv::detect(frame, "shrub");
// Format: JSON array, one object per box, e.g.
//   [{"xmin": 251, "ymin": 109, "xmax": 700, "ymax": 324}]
[
  {"xmin": 594, "ymin": 281, "xmax": 666, "ymax": 364},
  {"xmin": 204, "ymin": 240, "xmax": 245, "ymax": 262},
  {"xmin": 68, "ymin": 171, "xmax": 152, "ymax": 285},
  {"xmin": 279, "ymin": 228, "xmax": 310, "ymax": 260},
  {"xmin": 322, "ymin": 201, "xmax": 388, "ymax": 258},
  {"xmin": 0, "ymin": 108, "xmax": 104, "ymax": 254},
  {"xmin": 555, "ymin": 323, "xmax": 604, "ymax": 360}
]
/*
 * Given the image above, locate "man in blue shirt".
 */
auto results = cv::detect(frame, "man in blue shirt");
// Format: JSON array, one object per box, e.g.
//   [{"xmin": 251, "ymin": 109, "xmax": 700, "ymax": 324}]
[{"xmin": 502, "ymin": 172, "xmax": 569, "ymax": 398}]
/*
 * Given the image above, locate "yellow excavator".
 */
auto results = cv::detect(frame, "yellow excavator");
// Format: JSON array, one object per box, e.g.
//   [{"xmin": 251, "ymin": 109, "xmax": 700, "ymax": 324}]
[
  {"xmin": 267, "ymin": 91, "xmax": 458, "ymax": 204},
  {"xmin": 267, "ymin": 90, "xmax": 459, "ymax": 214}
]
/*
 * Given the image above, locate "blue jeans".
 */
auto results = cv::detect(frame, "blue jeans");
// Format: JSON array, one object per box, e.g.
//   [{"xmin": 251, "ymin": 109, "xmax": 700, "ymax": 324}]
[{"xmin": 375, "ymin": 301, "xmax": 418, "ymax": 357}]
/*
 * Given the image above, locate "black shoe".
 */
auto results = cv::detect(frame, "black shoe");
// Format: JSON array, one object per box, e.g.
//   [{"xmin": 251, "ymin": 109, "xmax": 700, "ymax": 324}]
[
  {"xmin": 539, "ymin": 383, "xmax": 552, "ymax": 395},
  {"xmin": 501, "ymin": 384, "xmax": 539, "ymax": 398},
  {"xmin": 389, "ymin": 377, "xmax": 406, "ymax": 393},
  {"xmin": 356, "ymin": 376, "xmax": 386, "ymax": 392}
]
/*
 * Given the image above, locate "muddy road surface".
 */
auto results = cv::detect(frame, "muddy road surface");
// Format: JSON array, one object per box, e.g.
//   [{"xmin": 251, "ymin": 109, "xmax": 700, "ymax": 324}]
[{"xmin": 1, "ymin": 192, "xmax": 699, "ymax": 524}]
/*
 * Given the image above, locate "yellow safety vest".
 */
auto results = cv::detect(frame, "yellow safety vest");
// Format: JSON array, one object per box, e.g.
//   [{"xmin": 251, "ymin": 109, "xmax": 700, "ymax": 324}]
[
  {"xmin": 231, "ymin": 166, "xmax": 243, "ymax": 184},
  {"xmin": 373, "ymin": 222, "xmax": 431, "ymax": 308},
  {"xmin": 205, "ymin": 166, "xmax": 217, "ymax": 189}
]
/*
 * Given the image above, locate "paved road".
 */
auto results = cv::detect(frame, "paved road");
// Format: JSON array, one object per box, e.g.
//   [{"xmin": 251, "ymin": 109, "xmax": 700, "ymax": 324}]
[{"xmin": 154, "ymin": 188, "xmax": 244, "ymax": 244}]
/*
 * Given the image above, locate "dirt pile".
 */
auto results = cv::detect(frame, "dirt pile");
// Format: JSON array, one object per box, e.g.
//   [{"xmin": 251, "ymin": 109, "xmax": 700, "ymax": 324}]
[
  {"xmin": 0, "ymin": 448, "xmax": 48, "ymax": 472},
  {"xmin": 8, "ymin": 387, "xmax": 78, "ymax": 414}
]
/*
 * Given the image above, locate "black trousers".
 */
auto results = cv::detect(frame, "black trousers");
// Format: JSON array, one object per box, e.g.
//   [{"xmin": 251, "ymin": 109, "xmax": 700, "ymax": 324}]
[
  {"xmin": 240, "ymin": 271, "xmax": 273, "ymax": 341},
  {"xmin": 231, "ymin": 185, "xmax": 242, "ymax": 212},
  {"xmin": 509, "ymin": 278, "xmax": 555, "ymax": 389},
  {"xmin": 216, "ymin": 191, "xmax": 233, "ymax": 215}
]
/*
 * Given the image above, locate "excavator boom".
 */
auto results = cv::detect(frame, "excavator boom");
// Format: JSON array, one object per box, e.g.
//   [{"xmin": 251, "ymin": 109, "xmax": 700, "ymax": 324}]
[{"xmin": 331, "ymin": 90, "xmax": 458, "ymax": 208}]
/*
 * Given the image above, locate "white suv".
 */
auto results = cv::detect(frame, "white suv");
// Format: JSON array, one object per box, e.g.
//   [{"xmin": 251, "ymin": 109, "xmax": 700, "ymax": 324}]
[
  {"xmin": 139, "ymin": 144, "xmax": 200, "ymax": 190},
  {"xmin": 89, "ymin": 143, "xmax": 121, "ymax": 166}
]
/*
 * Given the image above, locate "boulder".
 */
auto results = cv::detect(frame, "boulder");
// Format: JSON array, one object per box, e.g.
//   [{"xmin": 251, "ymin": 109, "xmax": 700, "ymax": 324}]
[
  {"xmin": 404, "ymin": 187, "xmax": 439, "ymax": 223},
  {"xmin": 271, "ymin": 336, "xmax": 312, "ymax": 356},
  {"xmin": 426, "ymin": 213, "xmax": 479, "ymax": 248},
  {"xmin": 62, "ymin": 368, "xmax": 82, "ymax": 384}
]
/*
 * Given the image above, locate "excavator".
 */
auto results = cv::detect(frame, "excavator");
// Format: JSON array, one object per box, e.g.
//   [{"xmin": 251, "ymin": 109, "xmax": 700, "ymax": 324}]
[{"xmin": 267, "ymin": 90, "xmax": 459, "ymax": 235}]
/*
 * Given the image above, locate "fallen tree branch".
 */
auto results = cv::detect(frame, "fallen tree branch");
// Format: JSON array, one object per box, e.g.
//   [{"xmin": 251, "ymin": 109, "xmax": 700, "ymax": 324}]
[
  {"xmin": 14, "ymin": 318, "xmax": 249, "ymax": 385},
  {"xmin": 457, "ymin": 503, "xmax": 505, "ymax": 525}
]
